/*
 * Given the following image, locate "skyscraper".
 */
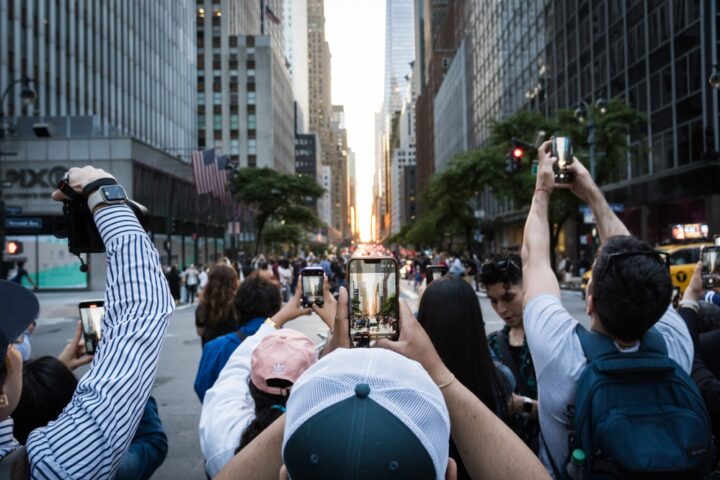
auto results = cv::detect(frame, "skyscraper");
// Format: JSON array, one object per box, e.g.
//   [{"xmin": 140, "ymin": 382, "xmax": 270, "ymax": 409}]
[
  {"xmin": 0, "ymin": 0, "xmax": 197, "ymax": 154},
  {"xmin": 383, "ymin": 0, "xmax": 416, "ymax": 116},
  {"xmin": 283, "ymin": 0, "xmax": 309, "ymax": 133}
]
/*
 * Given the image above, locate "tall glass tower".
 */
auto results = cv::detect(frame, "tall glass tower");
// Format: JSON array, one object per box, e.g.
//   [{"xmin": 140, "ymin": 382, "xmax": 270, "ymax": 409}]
[{"xmin": 383, "ymin": 0, "xmax": 415, "ymax": 117}]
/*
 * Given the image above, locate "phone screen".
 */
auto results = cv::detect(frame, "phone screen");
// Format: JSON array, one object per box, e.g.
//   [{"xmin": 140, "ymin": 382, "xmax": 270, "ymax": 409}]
[
  {"xmin": 79, "ymin": 302, "xmax": 104, "ymax": 354},
  {"xmin": 702, "ymin": 247, "xmax": 720, "ymax": 289},
  {"xmin": 301, "ymin": 270, "xmax": 324, "ymax": 308},
  {"xmin": 348, "ymin": 258, "xmax": 399, "ymax": 347}
]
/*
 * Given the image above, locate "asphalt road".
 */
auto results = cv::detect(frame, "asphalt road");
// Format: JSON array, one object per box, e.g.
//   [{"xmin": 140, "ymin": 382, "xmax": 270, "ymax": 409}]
[{"xmin": 29, "ymin": 285, "xmax": 589, "ymax": 478}]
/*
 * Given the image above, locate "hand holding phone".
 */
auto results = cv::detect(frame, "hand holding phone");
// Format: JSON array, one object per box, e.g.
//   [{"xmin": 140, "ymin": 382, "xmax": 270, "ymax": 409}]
[
  {"xmin": 78, "ymin": 300, "xmax": 104, "ymax": 355},
  {"xmin": 551, "ymin": 136, "xmax": 574, "ymax": 183},
  {"xmin": 702, "ymin": 246, "xmax": 720, "ymax": 289}
]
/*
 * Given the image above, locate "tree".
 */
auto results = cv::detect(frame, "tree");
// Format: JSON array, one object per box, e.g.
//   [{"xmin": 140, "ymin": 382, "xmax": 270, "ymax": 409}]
[
  {"xmin": 399, "ymin": 100, "xmax": 645, "ymax": 261},
  {"xmin": 230, "ymin": 168, "xmax": 324, "ymax": 255}
]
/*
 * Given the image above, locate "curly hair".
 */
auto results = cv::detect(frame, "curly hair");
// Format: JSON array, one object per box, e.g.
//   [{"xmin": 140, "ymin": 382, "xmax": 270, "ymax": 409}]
[{"xmin": 198, "ymin": 264, "xmax": 239, "ymax": 330}]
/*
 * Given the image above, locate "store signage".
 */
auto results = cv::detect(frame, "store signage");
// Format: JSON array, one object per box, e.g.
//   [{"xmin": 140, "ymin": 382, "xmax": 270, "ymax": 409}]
[
  {"xmin": 5, "ymin": 166, "xmax": 67, "ymax": 189},
  {"xmin": 4, "ymin": 206, "xmax": 22, "ymax": 215}
]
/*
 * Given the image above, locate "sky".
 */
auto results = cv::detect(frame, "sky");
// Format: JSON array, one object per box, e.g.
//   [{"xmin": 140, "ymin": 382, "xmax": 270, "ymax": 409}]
[{"xmin": 324, "ymin": 0, "xmax": 385, "ymax": 242}]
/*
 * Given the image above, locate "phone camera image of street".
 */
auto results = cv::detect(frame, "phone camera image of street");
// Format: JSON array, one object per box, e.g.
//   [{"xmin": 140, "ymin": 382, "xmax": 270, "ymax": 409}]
[{"xmin": 350, "ymin": 261, "xmax": 398, "ymax": 347}]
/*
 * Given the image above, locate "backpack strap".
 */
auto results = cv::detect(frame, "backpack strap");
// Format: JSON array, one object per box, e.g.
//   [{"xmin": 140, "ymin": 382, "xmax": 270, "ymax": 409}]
[
  {"xmin": 235, "ymin": 329, "xmax": 248, "ymax": 343},
  {"xmin": 575, "ymin": 324, "xmax": 618, "ymax": 361},
  {"xmin": 638, "ymin": 327, "xmax": 668, "ymax": 355}
]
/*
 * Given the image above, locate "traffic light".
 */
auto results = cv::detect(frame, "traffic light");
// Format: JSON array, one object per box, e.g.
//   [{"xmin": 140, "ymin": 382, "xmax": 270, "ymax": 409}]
[
  {"xmin": 5, "ymin": 241, "xmax": 23, "ymax": 255},
  {"xmin": 506, "ymin": 146, "xmax": 524, "ymax": 173}
]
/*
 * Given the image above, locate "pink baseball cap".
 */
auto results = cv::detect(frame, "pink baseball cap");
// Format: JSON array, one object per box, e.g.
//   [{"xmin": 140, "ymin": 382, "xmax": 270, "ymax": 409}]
[{"xmin": 251, "ymin": 329, "xmax": 317, "ymax": 395}]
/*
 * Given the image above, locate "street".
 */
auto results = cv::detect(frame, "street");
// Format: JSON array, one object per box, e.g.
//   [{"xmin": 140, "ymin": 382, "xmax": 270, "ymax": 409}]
[{"xmin": 29, "ymin": 284, "xmax": 588, "ymax": 478}]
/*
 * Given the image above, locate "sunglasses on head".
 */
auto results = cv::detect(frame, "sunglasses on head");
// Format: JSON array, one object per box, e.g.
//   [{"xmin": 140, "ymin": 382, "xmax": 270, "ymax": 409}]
[
  {"xmin": 594, "ymin": 250, "xmax": 670, "ymax": 287},
  {"xmin": 480, "ymin": 257, "xmax": 520, "ymax": 275}
]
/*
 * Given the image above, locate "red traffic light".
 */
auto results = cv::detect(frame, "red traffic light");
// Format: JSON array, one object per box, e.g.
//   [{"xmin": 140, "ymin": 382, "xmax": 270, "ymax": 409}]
[
  {"xmin": 5, "ymin": 241, "xmax": 23, "ymax": 255},
  {"xmin": 512, "ymin": 147, "xmax": 524, "ymax": 159}
]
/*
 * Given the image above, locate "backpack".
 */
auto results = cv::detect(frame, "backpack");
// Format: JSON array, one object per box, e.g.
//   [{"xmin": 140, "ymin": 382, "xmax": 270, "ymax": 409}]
[
  {"xmin": 0, "ymin": 445, "xmax": 29, "ymax": 479},
  {"xmin": 557, "ymin": 325, "xmax": 715, "ymax": 479}
]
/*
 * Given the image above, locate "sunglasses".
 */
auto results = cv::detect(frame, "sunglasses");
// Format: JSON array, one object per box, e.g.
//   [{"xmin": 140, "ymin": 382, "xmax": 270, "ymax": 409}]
[
  {"xmin": 480, "ymin": 257, "xmax": 520, "ymax": 275},
  {"xmin": 593, "ymin": 250, "xmax": 670, "ymax": 287}
]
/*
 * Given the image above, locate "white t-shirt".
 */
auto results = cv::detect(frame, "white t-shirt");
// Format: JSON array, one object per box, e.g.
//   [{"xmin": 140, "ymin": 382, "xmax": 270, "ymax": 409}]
[{"xmin": 523, "ymin": 294, "xmax": 694, "ymax": 478}]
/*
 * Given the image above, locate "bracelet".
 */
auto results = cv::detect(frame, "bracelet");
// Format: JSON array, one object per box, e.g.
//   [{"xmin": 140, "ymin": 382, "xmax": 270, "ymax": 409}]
[
  {"xmin": 535, "ymin": 187, "xmax": 552, "ymax": 196},
  {"xmin": 437, "ymin": 373, "xmax": 456, "ymax": 389},
  {"xmin": 264, "ymin": 317, "xmax": 279, "ymax": 329},
  {"xmin": 678, "ymin": 299, "xmax": 699, "ymax": 312}
]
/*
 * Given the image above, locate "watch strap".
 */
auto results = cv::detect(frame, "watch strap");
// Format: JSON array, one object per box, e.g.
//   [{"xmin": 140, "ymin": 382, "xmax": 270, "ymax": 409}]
[
  {"xmin": 522, "ymin": 397, "xmax": 533, "ymax": 413},
  {"xmin": 82, "ymin": 177, "xmax": 118, "ymax": 197}
]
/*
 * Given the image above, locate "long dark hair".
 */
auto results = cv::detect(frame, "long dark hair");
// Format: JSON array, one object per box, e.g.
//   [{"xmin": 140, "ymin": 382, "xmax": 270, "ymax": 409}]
[
  {"xmin": 236, "ymin": 381, "xmax": 289, "ymax": 453},
  {"xmin": 418, "ymin": 276, "xmax": 508, "ymax": 417}
]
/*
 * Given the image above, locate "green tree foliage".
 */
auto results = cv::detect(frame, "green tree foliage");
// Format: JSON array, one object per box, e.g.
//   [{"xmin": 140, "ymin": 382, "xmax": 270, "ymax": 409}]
[
  {"xmin": 230, "ymin": 168, "xmax": 324, "ymax": 254},
  {"xmin": 398, "ymin": 100, "xmax": 645, "ymax": 255}
]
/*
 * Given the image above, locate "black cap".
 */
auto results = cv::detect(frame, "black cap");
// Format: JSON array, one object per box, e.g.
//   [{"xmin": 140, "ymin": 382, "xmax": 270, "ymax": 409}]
[{"xmin": 0, "ymin": 280, "xmax": 39, "ymax": 348}]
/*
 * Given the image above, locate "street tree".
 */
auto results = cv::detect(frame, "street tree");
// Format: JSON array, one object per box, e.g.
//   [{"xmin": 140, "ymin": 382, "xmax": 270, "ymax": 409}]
[
  {"xmin": 230, "ymin": 168, "xmax": 324, "ymax": 255},
  {"xmin": 398, "ymin": 100, "xmax": 645, "ymax": 262}
]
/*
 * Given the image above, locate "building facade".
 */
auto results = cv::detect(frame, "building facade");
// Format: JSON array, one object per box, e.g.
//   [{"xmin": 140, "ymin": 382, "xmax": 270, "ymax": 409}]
[
  {"xmin": 433, "ymin": 39, "xmax": 468, "ymax": 172},
  {"xmin": 1, "ymin": 0, "xmax": 197, "ymax": 154},
  {"xmin": 283, "ymin": 0, "xmax": 309, "ymax": 133},
  {"xmin": 391, "ymin": 82, "xmax": 417, "ymax": 234}
]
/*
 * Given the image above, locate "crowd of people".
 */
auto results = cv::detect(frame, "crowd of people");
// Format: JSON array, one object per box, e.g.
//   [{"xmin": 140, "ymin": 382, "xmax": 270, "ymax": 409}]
[{"xmin": 2, "ymin": 154, "xmax": 720, "ymax": 479}]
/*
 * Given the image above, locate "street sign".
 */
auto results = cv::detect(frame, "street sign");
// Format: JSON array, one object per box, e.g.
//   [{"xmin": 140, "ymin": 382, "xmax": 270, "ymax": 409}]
[
  {"xmin": 0, "ymin": 180, "xmax": 13, "ymax": 189},
  {"xmin": 5, "ymin": 217, "xmax": 43, "ymax": 229},
  {"xmin": 531, "ymin": 160, "xmax": 538, "ymax": 176},
  {"xmin": 4, "ymin": 206, "xmax": 22, "ymax": 216}
]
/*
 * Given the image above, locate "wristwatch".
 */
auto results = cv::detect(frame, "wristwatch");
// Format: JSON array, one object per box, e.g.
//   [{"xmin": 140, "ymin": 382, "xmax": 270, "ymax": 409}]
[
  {"xmin": 87, "ymin": 184, "xmax": 129, "ymax": 212},
  {"xmin": 522, "ymin": 397, "xmax": 534, "ymax": 414}
]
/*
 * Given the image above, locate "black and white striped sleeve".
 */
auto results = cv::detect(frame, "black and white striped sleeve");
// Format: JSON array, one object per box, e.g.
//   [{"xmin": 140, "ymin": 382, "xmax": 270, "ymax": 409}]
[{"xmin": 26, "ymin": 204, "xmax": 175, "ymax": 479}]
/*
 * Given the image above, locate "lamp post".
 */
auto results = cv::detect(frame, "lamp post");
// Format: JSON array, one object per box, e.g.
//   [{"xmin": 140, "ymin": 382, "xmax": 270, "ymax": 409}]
[
  {"xmin": 574, "ymin": 98, "xmax": 607, "ymax": 180},
  {"xmin": 0, "ymin": 78, "xmax": 38, "ymax": 278}
]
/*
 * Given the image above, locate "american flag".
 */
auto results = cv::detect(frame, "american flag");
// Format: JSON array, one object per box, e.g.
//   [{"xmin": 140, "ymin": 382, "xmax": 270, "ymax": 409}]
[{"xmin": 192, "ymin": 149, "xmax": 229, "ymax": 198}]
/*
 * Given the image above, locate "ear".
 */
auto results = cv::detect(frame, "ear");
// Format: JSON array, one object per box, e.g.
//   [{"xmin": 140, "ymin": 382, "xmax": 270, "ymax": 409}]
[
  {"xmin": 586, "ymin": 293, "xmax": 595, "ymax": 317},
  {"xmin": 445, "ymin": 458, "xmax": 457, "ymax": 480},
  {"xmin": 279, "ymin": 465, "xmax": 288, "ymax": 480}
]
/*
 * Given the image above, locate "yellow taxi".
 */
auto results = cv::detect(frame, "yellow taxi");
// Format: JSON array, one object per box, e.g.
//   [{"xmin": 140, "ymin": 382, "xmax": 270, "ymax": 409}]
[{"xmin": 579, "ymin": 241, "xmax": 714, "ymax": 302}]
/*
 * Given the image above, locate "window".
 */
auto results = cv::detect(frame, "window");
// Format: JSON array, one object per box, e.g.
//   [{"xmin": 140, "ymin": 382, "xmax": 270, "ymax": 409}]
[
  {"xmin": 230, "ymin": 139, "xmax": 240, "ymax": 155},
  {"xmin": 248, "ymin": 114, "xmax": 256, "ymax": 129},
  {"xmin": 247, "ymin": 92, "xmax": 256, "ymax": 104},
  {"xmin": 213, "ymin": 92, "xmax": 222, "ymax": 105},
  {"xmin": 213, "ymin": 114, "xmax": 222, "ymax": 130},
  {"xmin": 197, "ymin": 92, "xmax": 205, "ymax": 105},
  {"xmin": 230, "ymin": 114, "xmax": 239, "ymax": 129},
  {"xmin": 198, "ymin": 114, "xmax": 206, "ymax": 129},
  {"xmin": 248, "ymin": 139, "xmax": 257, "ymax": 155}
]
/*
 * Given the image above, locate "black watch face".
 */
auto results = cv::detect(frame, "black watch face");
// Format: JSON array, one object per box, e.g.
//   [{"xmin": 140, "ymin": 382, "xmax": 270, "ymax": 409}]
[{"xmin": 102, "ymin": 185, "xmax": 127, "ymax": 201}]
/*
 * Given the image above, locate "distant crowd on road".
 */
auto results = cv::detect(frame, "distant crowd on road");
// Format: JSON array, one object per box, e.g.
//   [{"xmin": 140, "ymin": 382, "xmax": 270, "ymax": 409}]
[{"xmin": 1, "ymin": 154, "xmax": 720, "ymax": 479}]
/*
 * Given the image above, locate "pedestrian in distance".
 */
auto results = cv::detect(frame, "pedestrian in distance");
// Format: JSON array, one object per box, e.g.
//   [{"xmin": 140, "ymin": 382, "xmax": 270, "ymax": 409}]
[{"xmin": 195, "ymin": 264, "xmax": 240, "ymax": 347}]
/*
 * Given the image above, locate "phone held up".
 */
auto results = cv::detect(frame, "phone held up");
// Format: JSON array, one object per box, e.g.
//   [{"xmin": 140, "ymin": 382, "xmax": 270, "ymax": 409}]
[
  {"xmin": 426, "ymin": 264, "xmax": 449, "ymax": 285},
  {"xmin": 301, "ymin": 267, "xmax": 325, "ymax": 308},
  {"xmin": 701, "ymin": 246, "xmax": 720, "ymax": 289},
  {"xmin": 347, "ymin": 256, "xmax": 400, "ymax": 348},
  {"xmin": 551, "ymin": 136, "xmax": 574, "ymax": 184},
  {"xmin": 78, "ymin": 300, "xmax": 104, "ymax": 355}
]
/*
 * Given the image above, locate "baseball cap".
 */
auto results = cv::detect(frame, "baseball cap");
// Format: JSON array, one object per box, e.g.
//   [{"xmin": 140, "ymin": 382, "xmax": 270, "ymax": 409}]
[
  {"xmin": 0, "ymin": 280, "xmax": 39, "ymax": 349},
  {"xmin": 250, "ymin": 329, "xmax": 317, "ymax": 395},
  {"xmin": 282, "ymin": 348, "xmax": 450, "ymax": 480}
]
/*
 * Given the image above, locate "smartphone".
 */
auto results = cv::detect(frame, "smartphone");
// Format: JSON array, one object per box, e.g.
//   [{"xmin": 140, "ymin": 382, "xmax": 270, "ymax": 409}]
[
  {"xmin": 551, "ymin": 136, "xmax": 574, "ymax": 183},
  {"xmin": 78, "ymin": 300, "xmax": 104, "ymax": 355},
  {"xmin": 348, "ymin": 256, "xmax": 400, "ymax": 347},
  {"xmin": 701, "ymin": 246, "xmax": 720, "ymax": 289},
  {"xmin": 301, "ymin": 267, "xmax": 325, "ymax": 308},
  {"xmin": 426, "ymin": 265, "xmax": 449, "ymax": 285}
]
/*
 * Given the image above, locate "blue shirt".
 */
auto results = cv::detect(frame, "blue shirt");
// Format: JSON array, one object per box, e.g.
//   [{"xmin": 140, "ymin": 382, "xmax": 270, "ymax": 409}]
[{"xmin": 194, "ymin": 317, "xmax": 265, "ymax": 402}]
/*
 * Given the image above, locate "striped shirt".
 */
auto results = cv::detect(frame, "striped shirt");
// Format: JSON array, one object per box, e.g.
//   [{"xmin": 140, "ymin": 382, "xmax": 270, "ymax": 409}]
[
  {"xmin": 14, "ymin": 205, "xmax": 174, "ymax": 479},
  {"xmin": 0, "ymin": 419, "xmax": 20, "ymax": 460}
]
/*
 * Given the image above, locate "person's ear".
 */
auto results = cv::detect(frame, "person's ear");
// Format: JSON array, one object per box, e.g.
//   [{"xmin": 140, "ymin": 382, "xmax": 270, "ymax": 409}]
[
  {"xmin": 586, "ymin": 293, "xmax": 595, "ymax": 317},
  {"xmin": 445, "ymin": 458, "xmax": 457, "ymax": 480},
  {"xmin": 279, "ymin": 464, "xmax": 288, "ymax": 480}
]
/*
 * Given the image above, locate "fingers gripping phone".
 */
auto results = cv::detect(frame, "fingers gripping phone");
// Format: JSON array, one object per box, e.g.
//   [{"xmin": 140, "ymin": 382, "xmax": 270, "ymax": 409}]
[
  {"xmin": 551, "ymin": 136, "xmax": 575, "ymax": 183},
  {"xmin": 79, "ymin": 300, "xmax": 104, "ymax": 355},
  {"xmin": 348, "ymin": 257, "xmax": 400, "ymax": 347},
  {"xmin": 426, "ymin": 265, "xmax": 449, "ymax": 285},
  {"xmin": 301, "ymin": 267, "xmax": 325, "ymax": 308},
  {"xmin": 702, "ymin": 246, "xmax": 720, "ymax": 289}
]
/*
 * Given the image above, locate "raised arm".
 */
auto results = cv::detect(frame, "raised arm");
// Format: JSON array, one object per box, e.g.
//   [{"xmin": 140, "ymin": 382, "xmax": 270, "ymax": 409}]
[
  {"xmin": 27, "ymin": 167, "xmax": 175, "ymax": 479},
  {"xmin": 564, "ymin": 155, "xmax": 629, "ymax": 243},
  {"xmin": 522, "ymin": 140, "xmax": 561, "ymax": 304},
  {"xmin": 378, "ymin": 301, "xmax": 550, "ymax": 480}
]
